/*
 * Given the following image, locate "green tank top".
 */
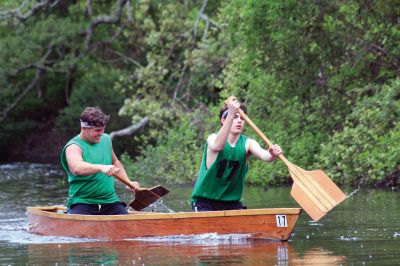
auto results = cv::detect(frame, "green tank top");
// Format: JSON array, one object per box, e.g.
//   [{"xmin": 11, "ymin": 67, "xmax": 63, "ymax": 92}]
[
  {"xmin": 60, "ymin": 133, "xmax": 119, "ymax": 209},
  {"xmin": 191, "ymin": 134, "xmax": 248, "ymax": 202}
]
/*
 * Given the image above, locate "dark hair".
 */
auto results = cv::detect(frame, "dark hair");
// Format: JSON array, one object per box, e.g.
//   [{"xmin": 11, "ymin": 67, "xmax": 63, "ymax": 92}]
[
  {"xmin": 219, "ymin": 103, "xmax": 248, "ymax": 120},
  {"xmin": 80, "ymin": 107, "xmax": 110, "ymax": 127}
]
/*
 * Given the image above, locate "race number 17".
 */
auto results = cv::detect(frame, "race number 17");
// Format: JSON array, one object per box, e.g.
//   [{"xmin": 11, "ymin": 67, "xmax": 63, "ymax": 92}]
[{"xmin": 276, "ymin": 215, "xmax": 288, "ymax": 227}]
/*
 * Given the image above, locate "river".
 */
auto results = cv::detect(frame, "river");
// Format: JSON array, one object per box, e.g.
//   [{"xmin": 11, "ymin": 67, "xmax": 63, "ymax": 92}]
[{"xmin": 0, "ymin": 163, "xmax": 399, "ymax": 265}]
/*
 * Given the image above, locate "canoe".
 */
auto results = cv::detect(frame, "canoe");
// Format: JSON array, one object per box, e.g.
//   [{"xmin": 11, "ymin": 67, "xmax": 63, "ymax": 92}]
[{"xmin": 27, "ymin": 206, "xmax": 302, "ymax": 241}]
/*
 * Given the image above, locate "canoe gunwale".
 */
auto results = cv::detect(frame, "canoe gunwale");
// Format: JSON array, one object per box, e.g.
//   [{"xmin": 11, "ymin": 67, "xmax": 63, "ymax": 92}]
[{"xmin": 27, "ymin": 206, "xmax": 302, "ymax": 221}]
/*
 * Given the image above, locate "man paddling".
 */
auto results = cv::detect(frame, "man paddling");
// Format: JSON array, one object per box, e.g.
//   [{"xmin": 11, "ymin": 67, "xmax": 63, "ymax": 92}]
[
  {"xmin": 191, "ymin": 96, "xmax": 282, "ymax": 211},
  {"xmin": 61, "ymin": 107, "xmax": 140, "ymax": 215}
]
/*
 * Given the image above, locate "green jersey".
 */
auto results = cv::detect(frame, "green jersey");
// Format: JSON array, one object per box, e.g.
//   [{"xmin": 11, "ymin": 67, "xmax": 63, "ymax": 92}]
[
  {"xmin": 60, "ymin": 133, "xmax": 119, "ymax": 209},
  {"xmin": 191, "ymin": 134, "xmax": 248, "ymax": 202}
]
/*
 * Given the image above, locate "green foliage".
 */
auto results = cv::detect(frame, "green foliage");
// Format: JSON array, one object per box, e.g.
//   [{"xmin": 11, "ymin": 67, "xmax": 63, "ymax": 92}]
[
  {"xmin": 112, "ymin": 0, "xmax": 226, "ymax": 157},
  {"xmin": 114, "ymin": 0, "xmax": 226, "ymax": 105},
  {"xmin": 318, "ymin": 79, "xmax": 400, "ymax": 185},
  {"xmin": 55, "ymin": 62, "xmax": 129, "ymax": 134},
  {"xmin": 214, "ymin": 0, "xmax": 400, "ymax": 187},
  {"xmin": 117, "ymin": 95, "xmax": 179, "ymax": 154},
  {"xmin": 0, "ymin": 3, "xmax": 89, "ymax": 157}
]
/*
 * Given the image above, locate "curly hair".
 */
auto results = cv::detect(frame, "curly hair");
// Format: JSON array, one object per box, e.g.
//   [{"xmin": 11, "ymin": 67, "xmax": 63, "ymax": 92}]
[{"xmin": 80, "ymin": 107, "xmax": 110, "ymax": 127}]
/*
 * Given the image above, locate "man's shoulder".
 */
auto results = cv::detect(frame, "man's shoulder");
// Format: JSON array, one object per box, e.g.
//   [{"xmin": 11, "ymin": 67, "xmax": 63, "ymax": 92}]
[
  {"xmin": 207, "ymin": 133, "xmax": 218, "ymax": 141},
  {"xmin": 64, "ymin": 136, "xmax": 83, "ymax": 152},
  {"xmin": 101, "ymin": 133, "xmax": 111, "ymax": 141},
  {"xmin": 65, "ymin": 135, "xmax": 81, "ymax": 146},
  {"xmin": 243, "ymin": 136, "xmax": 257, "ymax": 144}
]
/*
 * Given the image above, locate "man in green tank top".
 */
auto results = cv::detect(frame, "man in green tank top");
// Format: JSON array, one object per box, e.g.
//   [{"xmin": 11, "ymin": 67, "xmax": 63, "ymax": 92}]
[
  {"xmin": 191, "ymin": 96, "xmax": 282, "ymax": 211},
  {"xmin": 61, "ymin": 107, "xmax": 140, "ymax": 215}
]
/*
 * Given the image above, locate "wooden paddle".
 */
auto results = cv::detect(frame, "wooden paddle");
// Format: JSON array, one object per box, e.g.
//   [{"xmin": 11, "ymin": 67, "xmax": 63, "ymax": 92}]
[
  {"xmin": 236, "ymin": 109, "xmax": 347, "ymax": 221},
  {"xmin": 114, "ymin": 172, "xmax": 169, "ymax": 211}
]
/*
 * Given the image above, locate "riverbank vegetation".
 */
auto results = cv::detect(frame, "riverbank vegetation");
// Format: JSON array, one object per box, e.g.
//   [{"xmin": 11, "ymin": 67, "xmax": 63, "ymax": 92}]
[{"xmin": 0, "ymin": 1, "xmax": 398, "ymax": 188}]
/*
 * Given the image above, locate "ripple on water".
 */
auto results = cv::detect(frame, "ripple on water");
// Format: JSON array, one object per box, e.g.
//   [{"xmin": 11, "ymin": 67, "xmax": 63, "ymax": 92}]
[
  {"xmin": 0, "ymin": 163, "xmax": 64, "ymax": 181},
  {"xmin": 337, "ymin": 235, "xmax": 360, "ymax": 241},
  {"xmin": 131, "ymin": 233, "xmax": 252, "ymax": 245},
  {"xmin": 308, "ymin": 221, "xmax": 324, "ymax": 226}
]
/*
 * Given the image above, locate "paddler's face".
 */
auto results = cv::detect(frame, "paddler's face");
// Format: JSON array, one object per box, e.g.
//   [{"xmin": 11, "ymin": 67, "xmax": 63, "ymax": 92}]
[
  {"xmin": 82, "ymin": 126, "xmax": 105, "ymax": 143},
  {"xmin": 221, "ymin": 112, "xmax": 245, "ymax": 134},
  {"xmin": 230, "ymin": 113, "xmax": 245, "ymax": 133}
]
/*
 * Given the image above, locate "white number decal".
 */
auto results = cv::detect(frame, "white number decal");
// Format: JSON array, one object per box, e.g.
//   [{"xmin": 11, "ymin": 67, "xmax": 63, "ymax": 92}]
[{"xmin": 276, "ymin": 215, "xmax": 288, "ymax": 227}]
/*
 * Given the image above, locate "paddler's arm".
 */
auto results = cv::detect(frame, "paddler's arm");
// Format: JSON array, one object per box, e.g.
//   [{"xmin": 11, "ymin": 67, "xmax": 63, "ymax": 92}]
[
  {"xmin": 206, "ymin": 97, "xmax": 240, "ymax": 168},
  {"xmin": 209, "ymin": 96, "xmax": 240, "ymax": 152},
  {"xmin": 111, "ymin": 149, "xmax": 140, "ymax": 191},
  {"xmin": 65, "ymin": 144, "xmax": 120, "ymax": 176},
  {"xmin": 247, "ymin": 139, "xmax": 282, "ymax": 162}
]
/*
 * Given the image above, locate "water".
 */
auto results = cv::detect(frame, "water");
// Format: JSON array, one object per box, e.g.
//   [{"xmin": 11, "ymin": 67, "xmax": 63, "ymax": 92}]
[{"xmin": 0, "ymin": 163, "xmax": 399, "ymax": 265}]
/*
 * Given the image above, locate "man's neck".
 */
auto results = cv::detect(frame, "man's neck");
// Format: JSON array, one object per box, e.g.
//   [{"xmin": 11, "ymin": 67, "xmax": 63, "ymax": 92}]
[
  {"xmin": 79, "ymin": 132, "xmax": 92, "ymax": 144},
  {"xmin": 228, "ymin": 133, "xmax": 240, "ymax": 145}
]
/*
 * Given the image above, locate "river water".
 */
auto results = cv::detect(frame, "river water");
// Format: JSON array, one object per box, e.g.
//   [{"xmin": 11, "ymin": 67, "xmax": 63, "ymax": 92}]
[{"xmin": 0, "ymin": 163, "xmax": 399, "ymax": 265}]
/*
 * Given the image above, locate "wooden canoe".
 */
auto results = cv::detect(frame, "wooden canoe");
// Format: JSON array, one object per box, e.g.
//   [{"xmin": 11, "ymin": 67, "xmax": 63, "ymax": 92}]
[{"xmin": 27, "ymin": 206, "xmax": 302, "ymax": 241}]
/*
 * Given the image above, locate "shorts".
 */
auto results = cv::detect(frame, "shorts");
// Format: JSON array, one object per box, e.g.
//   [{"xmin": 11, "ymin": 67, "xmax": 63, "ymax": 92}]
[
  {"xmin": 192, "ymin": 198, "xmax": 247, "ymax": 212},
  {"xmin": 68, "ymin": 202, "xmax": 128, "ymax": 215}
]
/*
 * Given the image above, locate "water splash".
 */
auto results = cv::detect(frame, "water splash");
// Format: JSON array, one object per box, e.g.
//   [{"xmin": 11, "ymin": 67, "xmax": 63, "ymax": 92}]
[
  {"xmin": 0, "ymin": 217, "xmax": 94, "ymax": 244},
  {"xmin": 135, "ymin": 198, "xmax": 175, "ymax": 213},
  {"xmin": 346, "ymin": 175, "xmax": 366, "ymax": 199},
  {"xmin": 3, "ymin": 229, "xmax": 96, "ymax": 244}
]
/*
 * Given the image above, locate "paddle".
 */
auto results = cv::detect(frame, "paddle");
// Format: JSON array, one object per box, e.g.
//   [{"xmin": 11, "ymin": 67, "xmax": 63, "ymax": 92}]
[
  {"xmin": 113, "ymin": 172, "xmax": 169, "ymax": 211},
  {"xmin": 234, "ymin": 107, "xmax": 346, "ymax": 221}
]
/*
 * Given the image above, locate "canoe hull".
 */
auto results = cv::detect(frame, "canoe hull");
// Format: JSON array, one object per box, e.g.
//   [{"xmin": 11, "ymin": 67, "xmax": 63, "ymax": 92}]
[{"xmin": 27, "ymin": 206, "xmax": 301, "ymax": 241}]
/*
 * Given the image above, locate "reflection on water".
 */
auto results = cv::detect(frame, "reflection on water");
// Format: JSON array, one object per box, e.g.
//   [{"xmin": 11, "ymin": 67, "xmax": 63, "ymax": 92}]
[
  {"xmin": 291, "ymin": 247, "xmax": 345, "ymax": 265},
  {"xmin": 27, "ymin": 240, "xmax": 345, "ymax": 266},
  {"xmin": 0, "ymin": 163, "xmax": 399, "ymax": 265}
]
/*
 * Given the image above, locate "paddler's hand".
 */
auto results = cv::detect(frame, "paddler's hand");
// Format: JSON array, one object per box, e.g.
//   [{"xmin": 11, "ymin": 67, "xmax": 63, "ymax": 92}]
[
  {"xmin": 224, "ymin": 96, "xmax": 240, "ymax": 118},
  {"xmin": 101, "ymin": 165, "xmax": 120, "ymax": 176},
  {"xmin": 268, "ymin": 144, "xmax": 282, "ymax": 160},
  {"xmin": 127, "ymin": 181, "xmax": 140, "ymax": 192},
  {"xmin": 224, "ymin": 95, "xmax": 238, "ymax": 107}
]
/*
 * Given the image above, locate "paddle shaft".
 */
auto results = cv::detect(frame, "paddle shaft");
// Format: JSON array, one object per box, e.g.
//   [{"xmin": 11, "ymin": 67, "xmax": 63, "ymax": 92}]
[
  {"xmin": 238, "ymin": 110, "xmax": 282, "ymax": 159},
  {"xmin": 114, "ymin": 171, "xmax": 137, "ymax": 190}
]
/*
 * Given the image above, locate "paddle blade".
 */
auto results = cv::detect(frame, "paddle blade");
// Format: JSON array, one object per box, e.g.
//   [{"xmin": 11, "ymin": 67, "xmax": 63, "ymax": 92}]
[
  {"xmin": 129, "ymin": 189, "xmax": 160, "ymax": 211},
  {"xmin": 291, "ymin": 183, "xmax": 323, "ymax": 221},
  {"xmin": 149, "ymin": 185, "xmax": 169, "ymax": 197},
  {"xmin": 128, "ymin": 186, "xmax": 169, "ymax": 211},
  {"xmin": 288, "ymin": 165, "xmax": 347, "ymax": 221},
  {"xmin": 308, "ymin": 170, "xmax": 347, "ymax": 204}
]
